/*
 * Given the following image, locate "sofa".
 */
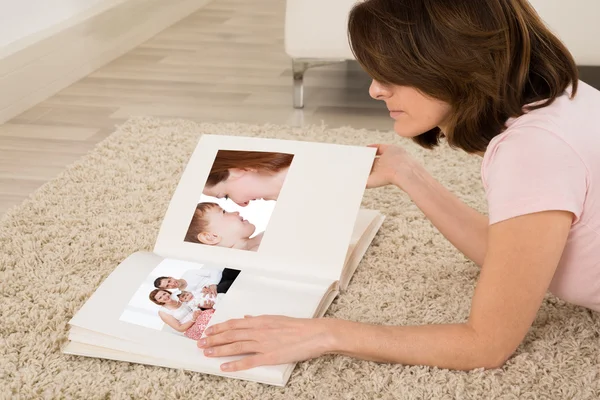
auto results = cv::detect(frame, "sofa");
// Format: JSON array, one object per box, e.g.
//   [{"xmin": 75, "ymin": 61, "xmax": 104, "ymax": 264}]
[{"xmin": 284, "ymin": 0, "xmax": 600, "ymax": 108}]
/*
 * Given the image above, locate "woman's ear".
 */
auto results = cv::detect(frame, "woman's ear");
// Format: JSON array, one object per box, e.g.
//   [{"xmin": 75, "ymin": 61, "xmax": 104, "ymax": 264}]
[{"xmin": 197, "ymin": 232, "xmax": 221, "ymax": 245}]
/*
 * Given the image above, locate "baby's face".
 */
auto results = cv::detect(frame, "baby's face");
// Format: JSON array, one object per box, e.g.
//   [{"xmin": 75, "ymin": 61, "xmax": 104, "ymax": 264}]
[
  {"xmin": 205, "ymin": 206, "xmax": 256, "ymax": 246},
  {"xmin": 179, "ymin": 292, "xmax": 193, "ymax": 302}
]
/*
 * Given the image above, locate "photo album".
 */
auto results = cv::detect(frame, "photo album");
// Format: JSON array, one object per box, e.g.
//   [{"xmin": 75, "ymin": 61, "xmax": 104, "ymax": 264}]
[{"xmin": 62, "ymin": 133, "xmax": 385, "ymax": 386}]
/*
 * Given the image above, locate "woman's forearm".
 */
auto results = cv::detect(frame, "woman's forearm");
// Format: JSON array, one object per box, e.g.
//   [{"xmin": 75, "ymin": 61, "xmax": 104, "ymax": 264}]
[
  {"xmin": 394, "ymin": 162, "xmax": 489, "ymax": 266},
  {"xmin": 176, "ymin": 319, "xmax": 196, "ymax": 332},
  {"xmin": 326, "ymin": 319, "xmax": 503, "ymax": 371}
]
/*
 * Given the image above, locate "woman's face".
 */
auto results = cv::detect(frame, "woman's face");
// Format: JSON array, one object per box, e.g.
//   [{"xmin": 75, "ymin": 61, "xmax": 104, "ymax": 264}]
[
  {"xmin": 155, "ymin": 290, "xmax": 172, "ymax": 304},
  {"xmin": 203, "ymin": 169, "xmax": 278, "ymax": 206},
  {"xmin": 369, "ymin": 80, "xmax": 452, "ymax": 137}
]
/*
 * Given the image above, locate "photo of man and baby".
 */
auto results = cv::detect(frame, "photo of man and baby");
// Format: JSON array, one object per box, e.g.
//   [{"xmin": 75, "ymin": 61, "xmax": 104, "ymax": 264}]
[
  {"xmin": 119, "ymin": 259, "xmax": 240, "ymax": 340},
  {"xmin": 183, "ymin": 150, "xmax": 294, "ymax": 252}
]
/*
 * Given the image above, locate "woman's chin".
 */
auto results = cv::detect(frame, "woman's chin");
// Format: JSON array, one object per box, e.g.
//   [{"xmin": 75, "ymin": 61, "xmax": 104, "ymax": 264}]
[{"xmin": 393, "ymin": 121, "xmax": 429, "ymax": 139}]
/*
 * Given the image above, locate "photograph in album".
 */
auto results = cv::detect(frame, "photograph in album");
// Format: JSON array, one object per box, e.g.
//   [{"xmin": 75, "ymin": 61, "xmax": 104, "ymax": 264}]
[
  {"xmin": 184, "ymin": 150, "xmax": 295, "ymax": 252},
  {"xmin": 119, "ymin": 258, "xmax": 241, "ymax": 341}
]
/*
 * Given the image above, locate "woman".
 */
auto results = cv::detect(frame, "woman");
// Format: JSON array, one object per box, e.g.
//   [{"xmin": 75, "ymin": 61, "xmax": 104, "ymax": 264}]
[
  {"xmin": 202, "ymin": 150, "xmax": 293, "ymax": 207},
  {"xmin": 196, "ymin": 0, "xmax": 600, "ymax": 372},
  {"xmin": 149, "ymin": 289, "xmax": 214, "ymax": 340}
]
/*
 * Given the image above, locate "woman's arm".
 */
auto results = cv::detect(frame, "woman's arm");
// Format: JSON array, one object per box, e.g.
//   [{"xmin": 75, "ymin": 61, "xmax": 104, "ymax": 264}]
[
  {"xmin": 159, "ymin": 311, "xmax": 197, "ymax": 333},
  {"xmin": 329, "ymin": 210, "xmax": 571, "ymax": 369},
  {"xmin": 371, "ymin": 144, "xmax": 489, "ymax": 266},
  {"xmin": 198, "ymin": 209, "xmax": 572, "ymax": 372},
  {"xmin": 399, "ymin": 161, "xmax": 489, "ymax": 266}
]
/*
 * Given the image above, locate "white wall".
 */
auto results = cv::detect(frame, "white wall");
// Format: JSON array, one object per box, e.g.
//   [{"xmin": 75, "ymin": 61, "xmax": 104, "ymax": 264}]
[{"xmin": 0, "ymin": 0, "xmax": 109, "ymax": 48}]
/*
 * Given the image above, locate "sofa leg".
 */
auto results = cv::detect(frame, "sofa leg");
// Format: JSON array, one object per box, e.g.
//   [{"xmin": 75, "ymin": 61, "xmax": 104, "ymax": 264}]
[
  {"xmin": 291, "ymin": 58, "xmax": 347, "ymax": 108},
  {"xmin": 292, "ymin": 60, "xmax": 308, "ymax": 109}
]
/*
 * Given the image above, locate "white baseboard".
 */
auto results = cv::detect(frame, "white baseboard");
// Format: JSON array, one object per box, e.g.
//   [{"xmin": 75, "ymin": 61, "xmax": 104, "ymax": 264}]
[{"xmin": 0, "ymin": 0, "xmax": 210, "ymax": 124}]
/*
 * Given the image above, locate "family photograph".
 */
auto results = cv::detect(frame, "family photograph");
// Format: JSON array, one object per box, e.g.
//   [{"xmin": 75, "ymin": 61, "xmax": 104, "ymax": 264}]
[{"xmin": 119, "ymin": 259, "xmax": 240, "ymax": 340}]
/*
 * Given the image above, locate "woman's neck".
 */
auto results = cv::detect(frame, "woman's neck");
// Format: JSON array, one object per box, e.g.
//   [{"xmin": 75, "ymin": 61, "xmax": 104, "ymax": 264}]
[{"xmin": 163, "ymin": 299, "xmax": 180, "ymax": 309}]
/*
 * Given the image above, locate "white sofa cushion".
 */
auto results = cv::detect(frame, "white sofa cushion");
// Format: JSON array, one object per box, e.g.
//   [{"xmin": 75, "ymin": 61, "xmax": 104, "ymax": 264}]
[{"xmin": 284, "ymin": 0, "xmax": 357, "ymax": 60}]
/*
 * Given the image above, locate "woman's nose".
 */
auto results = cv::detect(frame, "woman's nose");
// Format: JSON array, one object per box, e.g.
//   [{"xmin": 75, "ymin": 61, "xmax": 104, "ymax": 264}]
[{"xmin": 369, "ymin": 79, "xmax": 390, "ymax": 100}]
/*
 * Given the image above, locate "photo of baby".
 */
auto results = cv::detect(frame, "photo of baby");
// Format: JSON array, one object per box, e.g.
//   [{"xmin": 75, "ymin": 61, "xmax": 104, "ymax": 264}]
[
  {"xmin": 119, "ymin": 258, "xmax": 240, "ymax": 340},
  {"xmin": 184, "ymin": 150, "xmax": 295, "ymax": 252},
  {"xmin": 177, "ymin": 289, "xmax": 224, "ymax": 310}
]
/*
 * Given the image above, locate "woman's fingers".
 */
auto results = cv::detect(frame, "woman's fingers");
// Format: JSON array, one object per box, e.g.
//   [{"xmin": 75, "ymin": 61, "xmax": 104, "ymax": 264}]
[
  {"xmin": 219, "ymin": 353, "xmax": 275, "ymax": 372},
  {"xmin": 196, "ymin": 317, "xmax": 327, "ymax": 372},
  {"xmin": 205, "ymin": 315, "xmax": 284, "ymax": 337},
  {"xmin": 204, "ymin": 317, "xmax": 253, "ymax": 336},
  {"xmin": 199, "ymin": 328, "xmax": 251, "ymax": 348},
  {"xmin": 203, "ymin": 340, "xmax": 259, "ymax": 358}
]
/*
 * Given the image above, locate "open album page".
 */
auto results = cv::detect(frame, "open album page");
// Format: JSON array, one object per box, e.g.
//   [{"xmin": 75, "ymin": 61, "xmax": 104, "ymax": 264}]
[
  {"xmin": 66, "ymin": 251, "xmax": 333, "ymax": 385},
  {"xmin": 339, "ymin": 209, "xmax": 386, "ymax": 290},
  {"xmin": 152, "ymin": 134, "xmax": 376, "ymax": 284}
]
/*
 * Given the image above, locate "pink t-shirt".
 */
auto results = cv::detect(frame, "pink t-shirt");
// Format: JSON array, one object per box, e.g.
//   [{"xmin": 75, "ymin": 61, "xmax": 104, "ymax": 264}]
[{"xmin": 481, "ymin": 80, "xmax": 600, "ymax": 312}]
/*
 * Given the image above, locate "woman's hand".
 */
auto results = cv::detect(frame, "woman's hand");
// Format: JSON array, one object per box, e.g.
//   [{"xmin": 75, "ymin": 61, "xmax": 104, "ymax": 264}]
[
  {"xmin": 197, "ymin": 315, "xmax": 337, "ymax": 372},
  {"xmin": 202, "ymin": 300, "xmax": 215, "ymax": 309},
  {"xmin": 366, "ymin": 144, "xmax": 417, "ymax": 189}
]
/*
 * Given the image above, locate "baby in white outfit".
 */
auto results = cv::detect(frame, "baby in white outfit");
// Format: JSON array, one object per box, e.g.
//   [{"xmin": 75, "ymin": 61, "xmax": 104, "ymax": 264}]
[{"xmin": 178, "ymin": 290, "xmax": 224, "ymax": 310}]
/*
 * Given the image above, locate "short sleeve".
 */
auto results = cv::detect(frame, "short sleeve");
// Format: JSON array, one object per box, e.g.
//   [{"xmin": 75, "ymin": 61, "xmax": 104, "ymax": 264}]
[{"xmin": 482, "ymin": 128, "xmax": 588, "ymax": 225}]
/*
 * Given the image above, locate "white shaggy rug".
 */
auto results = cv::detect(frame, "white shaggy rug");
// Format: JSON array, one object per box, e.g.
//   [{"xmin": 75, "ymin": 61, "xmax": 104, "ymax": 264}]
[{"xmin": 1, "ymin": 116, "xmax": 598, "ymax": 399}]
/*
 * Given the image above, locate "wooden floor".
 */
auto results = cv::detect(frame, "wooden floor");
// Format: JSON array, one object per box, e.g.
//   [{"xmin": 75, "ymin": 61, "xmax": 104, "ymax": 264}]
[
  {"xmin": 1, "ymin": 0, "xmax": 599, "ymax": 216},
  {"xmin": 0, "ymin": 0, "xmax": 393, "ymax": 216}
]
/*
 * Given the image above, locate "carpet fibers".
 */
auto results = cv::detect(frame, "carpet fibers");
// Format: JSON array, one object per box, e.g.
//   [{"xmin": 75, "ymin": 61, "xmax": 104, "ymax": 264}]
[{"xmin": 1, "ymin": 117, "xmax": 598, "ymax": 399}]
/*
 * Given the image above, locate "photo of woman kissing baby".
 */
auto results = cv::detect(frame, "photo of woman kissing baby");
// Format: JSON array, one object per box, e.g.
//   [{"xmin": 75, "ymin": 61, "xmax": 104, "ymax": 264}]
[{"xmin": 184, "ymin": 149, "xmax": 295, "ymax": 252}]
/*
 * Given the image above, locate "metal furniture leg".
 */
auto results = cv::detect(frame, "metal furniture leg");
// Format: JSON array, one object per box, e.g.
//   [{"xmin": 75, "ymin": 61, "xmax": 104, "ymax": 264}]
[{"xmin": 291, "ymin": 58, "xmax": 347, "ymax": 109}]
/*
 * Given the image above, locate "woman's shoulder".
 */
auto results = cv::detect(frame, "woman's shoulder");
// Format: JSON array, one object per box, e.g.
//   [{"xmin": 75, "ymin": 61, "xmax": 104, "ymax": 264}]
[
  {"xmin": 483, "ymin": 120, "xmax": 570, "ymax": 169},
  {"xmin": 485, "ymin": 82, "xmax": 600, "ymax": 167},
  {"xmin": 493, "ymin": 81, "xmax": 600, "ymax": 150},
  {"xmin": 480, "ymin": 87, "xmax": 594, "ymax": 226},
  {"xmin": 481, "ymin": 106, "xmax": 591, "ymax": 194}
]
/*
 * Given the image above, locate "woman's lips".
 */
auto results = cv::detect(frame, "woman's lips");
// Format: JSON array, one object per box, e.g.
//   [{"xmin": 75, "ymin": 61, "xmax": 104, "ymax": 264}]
[{"xmin": 389, "ymin": 110, "xmax": 405, "ymax": 119}]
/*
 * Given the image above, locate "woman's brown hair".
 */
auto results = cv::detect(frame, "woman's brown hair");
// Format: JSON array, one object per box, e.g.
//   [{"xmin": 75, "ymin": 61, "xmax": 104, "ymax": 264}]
[
  {"xmin": 347, "ymin": 0, "xmax": 579, "ymax": 153},
  {"xmin": 206, "ymin": 150, "xmax": 294, "ymax": 187}
]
